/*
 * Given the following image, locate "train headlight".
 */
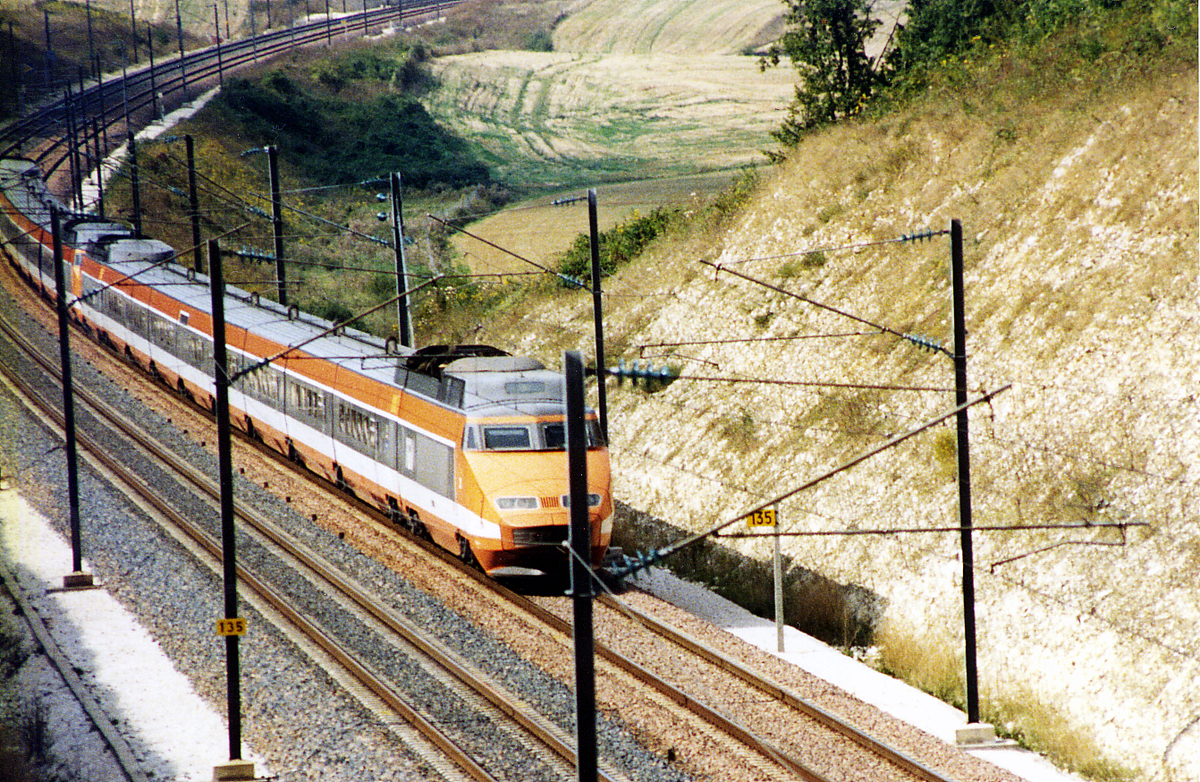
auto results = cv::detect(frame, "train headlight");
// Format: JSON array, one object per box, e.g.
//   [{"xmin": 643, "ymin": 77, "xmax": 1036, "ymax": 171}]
[
  {"xmin": 495, "ymin": 496, "xmax": 540, "ymax": 510},
  {"xmin": 561, "ymin": 493, "xmax": 602, "ymax": 508}
]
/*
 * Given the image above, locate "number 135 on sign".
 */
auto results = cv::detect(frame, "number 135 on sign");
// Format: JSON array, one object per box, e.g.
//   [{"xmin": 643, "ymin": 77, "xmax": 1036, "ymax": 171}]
[{"xmin": 746, "ymin": 508, "xmax": 777, "ymax": 528}]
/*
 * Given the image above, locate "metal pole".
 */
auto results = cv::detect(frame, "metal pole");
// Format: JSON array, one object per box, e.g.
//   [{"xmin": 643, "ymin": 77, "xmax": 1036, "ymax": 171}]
[
  {"xmin": 250, "ymin": 1, "xmax": 258, "ymax": 60},
  {"xmin": 208, "ymin": 238, "xmax": 244, "ymax": 763},
  {"xmin": 214, "ymin": 5, "xmax": 224, "ymax": 87},
  {"xmin": 951, "ymin": 218, "xmax": 980, "ymax": 724},
  {"xmin": 147, "ymin": 24, "xmax": 158, "ymax": 119},
  {"xmin": 43, "ymin": 10, "xmax": 52, "ymax": 94},
  {"xmin": 587, "ymin": 189, "xmax": 608, "ymax": 440},
  {"xmin": 64, "ymin": 88, "xmax": 81, "ymax": 212},
  {"xmin": 92, "ymin": 118, "xmax": 105, "ymax": 218},
  {"xmin": 176, "ymin": 0, "xmax": 189, "ymax": 101},
  {"xmin": 86, "ymin": 0, "xmax": 96, "ymax": 78},
  {"xmin": 129, "ymin": 0, "xmax": 138, "ymax": 64},
  {"xmin": 773, "ymin": 502, "xmax": 784, "ymax": 653},
  {"xmin": 9, "ymin": 23, "xmax": 20, "ymax": 114},
  {"xmin": 565, "ymin": 350, "xmax": 597, "ymax": 782},
  {"xmin": 128, "ymin": 135, "xmax": 143, "ymax": 237},
  {"xmin": 186, "ymin": 135, "xmax": 204, "ymax": 273},
  {"xmin": 390, "ymin": 172, "xmax": 413, "ymax": 347},
  {"xmin": 97, "ymin": 73, "xmax": 109, "ymax": 164},
  {"xmin": 325, "ymin": 0, "xmax": 332, "ymax": 44},
  {"xmin": 267, "ymin": 145, "xmax": 287, "ymax": 305},
  {"xmin": 51, "ymin": 208, "xmax": 90, "ymax": 588}
]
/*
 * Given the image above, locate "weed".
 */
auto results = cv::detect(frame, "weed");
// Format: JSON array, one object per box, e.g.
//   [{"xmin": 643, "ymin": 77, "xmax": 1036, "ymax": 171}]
[
  {"xmin": 932, "ymin": 429, "xmax": 957, "ymax": 480},
  {"xmin": 984, "ymin": 689, "xmax": 1135, "ymax": 780},
  {"xmin": 718, "ymin": 409, "xmax": 758, "ymax": 453},
  {"xmin": 816, "ymin": 203, "xmax": 845, "ymax": 224},
  {"xmin": 612, "ymin": 502, "xmax": 883, "ymax": 646},
  {"xmin": 875, "ymin": 620, "xmax": 966, "ymax": 707}
]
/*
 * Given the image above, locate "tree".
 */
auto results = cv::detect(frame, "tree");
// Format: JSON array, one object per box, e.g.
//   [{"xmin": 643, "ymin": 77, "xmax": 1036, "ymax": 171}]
[{"xmin": 762, "ymin": 0, "xmax": 882, "ymax": 150}]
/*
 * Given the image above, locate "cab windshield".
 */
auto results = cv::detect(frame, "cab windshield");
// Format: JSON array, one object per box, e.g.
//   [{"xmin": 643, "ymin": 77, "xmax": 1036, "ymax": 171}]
[{"xmin": 468, "ymin": 420, "xmax": 604, "ymax": 451}]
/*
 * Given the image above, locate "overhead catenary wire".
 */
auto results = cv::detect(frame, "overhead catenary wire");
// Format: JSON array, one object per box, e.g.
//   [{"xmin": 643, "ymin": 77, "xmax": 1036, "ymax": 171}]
[
  {"xmin": 701, "ymin": 259, "xmax": 953, "ymax": 357},
  {"xmin": 612, "ymin": 385, "xmax": 1013, "ymax": 578},
  {"xmin": 427, "ymin": 213, "xmax": 589, "ymax": 290},
  {"xmin": 713, "ymin": 228, "xmax": 950, "ymax": 267}
]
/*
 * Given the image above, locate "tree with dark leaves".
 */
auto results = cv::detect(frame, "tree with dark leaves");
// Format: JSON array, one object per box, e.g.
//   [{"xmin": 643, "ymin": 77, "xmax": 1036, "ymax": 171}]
[{"xmin": 761, "ymin": 0, "xmax": 882, "ymax": 152}]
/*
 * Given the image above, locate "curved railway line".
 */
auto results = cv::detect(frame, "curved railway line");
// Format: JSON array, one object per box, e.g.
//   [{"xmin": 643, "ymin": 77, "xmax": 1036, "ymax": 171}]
[
  {"xmin": 0, "ymin": 278, "xmax": 624, "ymax": 782},
  {"xmin": 0, "ymin": 8, "xmax": 1023, "ymax": 781},
  {"xmin": 0, "ymin": 251, "xmax": 991, "ymax": 781},
  {"xmin": 2, "ymin": 0, "xmax": 446, "ymax": 178}
]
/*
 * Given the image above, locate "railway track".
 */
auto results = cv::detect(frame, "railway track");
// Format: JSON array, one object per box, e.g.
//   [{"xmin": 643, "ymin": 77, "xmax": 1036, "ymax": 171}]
[
  {"xmin": 0, "ymin": 252, "xmax": 981, "ymax": 781},
  {"xmin": 1, "ymin": 9, "xmax": 997, "ymax": 779},
  {"xmin": 1, "ymin": 0, "xmax": 449, "ymax": 181},
  {"xmin": 0, "ymin": 280, "xmax": 637, "ymax": 782}
]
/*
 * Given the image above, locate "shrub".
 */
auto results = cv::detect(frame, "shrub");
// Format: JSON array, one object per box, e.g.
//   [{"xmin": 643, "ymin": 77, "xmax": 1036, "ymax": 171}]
[{"xmin": 556, "ymin": 207, "xmax": 679, "ymax": 285}]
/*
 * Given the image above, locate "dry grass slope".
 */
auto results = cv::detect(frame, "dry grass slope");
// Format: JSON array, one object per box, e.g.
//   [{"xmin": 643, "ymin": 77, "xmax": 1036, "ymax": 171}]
[
  {"xmin": 460, "ymin": 49, "xmax": 1199, "ymax": 782},
  {"xmin": 551, "ymin": 0, "xmax": 783, "ymax": 56}
]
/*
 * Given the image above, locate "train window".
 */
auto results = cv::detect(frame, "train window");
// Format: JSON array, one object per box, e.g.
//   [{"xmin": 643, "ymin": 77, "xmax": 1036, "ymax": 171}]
[
  {"xmin": 483, "ymin": 426, "xmax": 531, "ymax": 450},
  {"xmin": 179, "ymin": 311, "xmax": 189, "ymax": 326},
  {"xmin": 150, "ymin": 315, "xmax": 175, "ymax": 353},
  {"xmin": 243, "ymin": 364, "xmax": 281, "ymax": 403},
  {"xmin": 185, "ymin": 333, "xmax": 210, "ymax": 367},
  {"xmin": 403, "ymin": 434, "xmax": 416, "ymax": 473},
  {"xmin": 338, "ymin": 403, "xmax": 379, "ymax": 452},
  {"xmin": 542, "ymin": 423, "xmax": 566, "ymax": 449},
  {"xmin": 288, "ymin": 382, "xmax": 324, "ymax": 421},
  {"xmin": 540, "ymin": 420, "xmax": 604, "ymax": 449}
]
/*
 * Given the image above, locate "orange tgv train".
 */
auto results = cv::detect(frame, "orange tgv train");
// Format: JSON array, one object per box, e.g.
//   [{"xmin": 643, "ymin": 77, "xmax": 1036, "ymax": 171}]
[{"xmin": 0, "ymin": 158, "xmax": 612, "ymax": 576}]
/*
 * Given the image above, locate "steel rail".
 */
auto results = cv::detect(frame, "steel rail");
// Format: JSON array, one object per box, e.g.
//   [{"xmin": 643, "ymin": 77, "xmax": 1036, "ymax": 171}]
[
  {"xmin": 6, "ymin": 249, "xmax": 830, "ymax": 782},
  {"xmin": 361, "ymin": 470, "xmax": 960, "ymax": 781},
  {"xmin": 596, "ymin": 594, "xmax": 959, "ymax": 782},
  {"xmin": 2, "ymin": 0, "xmax": 448, "ymax": 167},
  {"xmin": 0, "ymin": 308, "xmax": 488, "ymax": 782},
  {"xmin": 0, "ymin": 546, "xmax": 152, "ymax": 782},
  {"xmin": 2, "ymin": 253, "xmax": 941, "ymax": 782},
  {"xmin": 0, "ymin": 282, "xmax": 624, "ymax": 782}
]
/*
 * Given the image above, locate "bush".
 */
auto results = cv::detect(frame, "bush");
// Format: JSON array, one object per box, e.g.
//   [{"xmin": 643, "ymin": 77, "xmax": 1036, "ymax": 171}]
[{"xmin": 555, "ymin": 207, "xmax": 679, "ymax": 286}]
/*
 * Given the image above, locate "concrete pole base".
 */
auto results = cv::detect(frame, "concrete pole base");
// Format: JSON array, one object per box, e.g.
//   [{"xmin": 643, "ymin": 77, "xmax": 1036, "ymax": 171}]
[
  {"xmin": 955, "ymin": 722, "xmax": 1018, "ymax": 748},
  {"xmin": 62, "ymin": 571, "xmax": 95, "ymax": 589},
  {"xmin": 213, "ymin": 759, "xmax": 255, "ymax": 781}
]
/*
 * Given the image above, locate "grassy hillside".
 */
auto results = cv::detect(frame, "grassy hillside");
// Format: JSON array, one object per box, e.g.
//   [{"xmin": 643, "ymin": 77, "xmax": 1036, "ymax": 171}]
[
  {"xmin": 426, "ymin": 0, "xmax": 793, "ymax": 275},
  {"xmin": 428, "ymin": 18, "xmax": 1198, "ymax": 782}
]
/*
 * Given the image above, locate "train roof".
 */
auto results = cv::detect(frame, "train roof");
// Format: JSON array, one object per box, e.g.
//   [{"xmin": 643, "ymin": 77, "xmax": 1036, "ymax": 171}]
[
  {"xmin": 3, "ymin": 158, "xmax": 575, "ymax": 419},
  {"xmin": 101, "ymin": 255, "xmax": 570, "ymax": 417},
  {"xmin": 0, "ymin": 158, "xmax": 69, "ymax": 226}
]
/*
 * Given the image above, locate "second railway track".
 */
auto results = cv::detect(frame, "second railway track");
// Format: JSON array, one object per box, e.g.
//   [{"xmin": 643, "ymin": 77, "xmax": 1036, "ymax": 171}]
[{"xmin": 0, "ymin": 256, "xmax": 1025, "ymax": 782}]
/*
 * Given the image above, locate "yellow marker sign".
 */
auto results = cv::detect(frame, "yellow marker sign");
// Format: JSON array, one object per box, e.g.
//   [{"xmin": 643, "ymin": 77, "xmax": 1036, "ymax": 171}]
[
  {"xmin": 746, "ymin": 508, "xmax": 777, "ymax": 528},
  {"xmin": 216, "ymin": 618, "xmax": 247, "ymax": 636}
]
